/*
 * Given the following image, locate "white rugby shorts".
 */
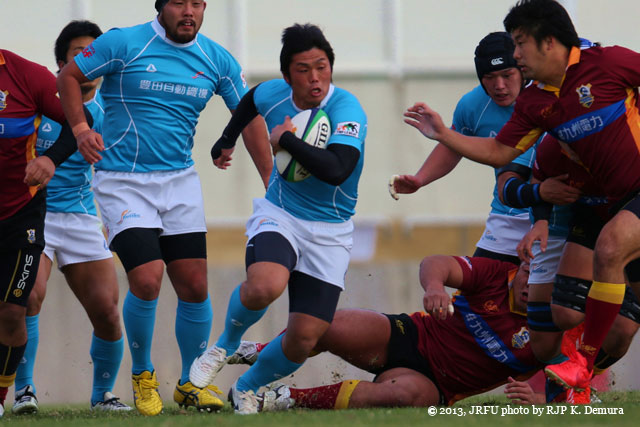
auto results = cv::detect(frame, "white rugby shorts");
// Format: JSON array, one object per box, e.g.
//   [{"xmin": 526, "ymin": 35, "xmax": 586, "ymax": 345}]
[
  {"xmin": 476, "ymin": 212, "xmax": 531, "ymax": 256},
  {"xmin": 93, "ymin": 166, "xmax": 206, "ymax": 245},
  {"xmin": 42, "ymin": 212, "xmax": 112, "ymax": 269},
  {"xmin": 246, "ymin": 198, "xmax": 353, "ymax": 289},
  {"xmin": 528, "ymin": 236, "xmax": 567, "ymax": 284}
]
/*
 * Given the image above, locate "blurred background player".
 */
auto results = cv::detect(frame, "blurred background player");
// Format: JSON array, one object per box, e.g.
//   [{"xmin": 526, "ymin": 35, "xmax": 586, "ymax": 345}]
[
  {"xmin": 56, "ymin": 0, "xmax": 272, "ymax": 416},
  {"xmin": 189, "ymin": 23, "xmax": 367, "ymax": 414},
  {"xmin": 11, "ymin": 20, "xmax": 131, "ymax": 415},
  {"xmin": 0, "ymin": 48, "xmax": 81, "ymax": 418},
  {"xmin": 391, "ymin": 31, "xmax": 578, "ymax": 265}
]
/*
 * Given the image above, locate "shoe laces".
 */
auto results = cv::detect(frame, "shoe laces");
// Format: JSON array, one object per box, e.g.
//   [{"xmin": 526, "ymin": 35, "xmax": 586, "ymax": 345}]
[
  {"xmin": 103, "ymin": 396, "xmax": 127, "ymax": 408},
  {"xmin": 138, "ymin": 377, "xmax": 160, "ymax": 399},
  {"xmin": 206, "ymin": 385, "xmax": 223, "ymax": 396},
  {"xmin": 236, "ymin": 389, "xmax": 260, "ymax": 411}
]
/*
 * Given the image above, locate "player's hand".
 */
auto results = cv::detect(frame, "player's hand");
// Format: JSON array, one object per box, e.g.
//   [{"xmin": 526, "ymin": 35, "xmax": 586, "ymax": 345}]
[
  {"xmin": 76, "ymin": 129, "xmax": 104, "ymax": 164},
  {"xmin": 391, "ymin": 174, "xmax": 424, "ymax": 197},
  {"xmin": 269, "ymin": 116, "xmax": 295, "ymax": 152},
  {"xmin": 517, "ymin": 220, "xmax": 549, "ymax": 262},
  {"xmin": 423, "ymin": 288, "xmax": 454, "ymax": 320},
  {"xmin": 213, "ymin": 146, "xmax": 234, "ymax": 169},
  {"xmin": 539, "ymin": 174, "xmax": 581, "ymax": 205},
  {"xmin": 24, "ymin": 156, "xmax": 55, "ymax": 187},
  {"xmin": 504, "ymin": 377, "xmax": 545, "ymax": 405},
  {"xmin": 403, "ymin": 102, "xmax": 446, "ymax": 140}
]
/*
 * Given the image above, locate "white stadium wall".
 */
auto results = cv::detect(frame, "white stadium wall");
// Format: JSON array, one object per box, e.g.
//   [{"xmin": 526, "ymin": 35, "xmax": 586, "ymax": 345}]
[{"xmin": 3, "ymin": 0, "xmax": 640, "ymax": 404}]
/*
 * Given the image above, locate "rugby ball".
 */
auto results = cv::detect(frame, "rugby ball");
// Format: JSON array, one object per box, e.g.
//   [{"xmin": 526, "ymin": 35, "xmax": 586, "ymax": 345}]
[{"xmin": 275, "ymin": 108, "xmax": 331, "ymax": 182}]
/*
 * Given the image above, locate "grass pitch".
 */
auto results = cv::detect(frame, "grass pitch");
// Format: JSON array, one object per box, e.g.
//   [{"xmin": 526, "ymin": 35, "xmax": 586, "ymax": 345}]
[{"xmin": 2, "ymin": 390, "xmax": 639, "ymax": 426}]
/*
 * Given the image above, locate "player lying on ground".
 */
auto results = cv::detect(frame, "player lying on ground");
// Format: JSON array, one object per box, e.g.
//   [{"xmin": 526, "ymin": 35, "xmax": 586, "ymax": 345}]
[{"xmin": 230, "ymin": 255, "xmax": 545, "ymax": 409}]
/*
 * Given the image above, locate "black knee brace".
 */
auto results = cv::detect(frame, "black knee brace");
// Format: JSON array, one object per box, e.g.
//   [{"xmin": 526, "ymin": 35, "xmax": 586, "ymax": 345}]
[{"xmin": 551, "ymin": 274, "xmax": 591, "ymax": 312}]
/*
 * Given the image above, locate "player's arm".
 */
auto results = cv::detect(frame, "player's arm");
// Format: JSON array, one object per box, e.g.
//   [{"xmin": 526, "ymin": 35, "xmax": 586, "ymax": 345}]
[
  {"xmin": 498, "ymin": 164, "xmax": 580, "ymax": 207},
  {"xmin": 418, "ymin": 255, "xmax": 463, "ymax": 320},
  {"xmin": 270, "ymin": 117, "xmax": 360, "ymax": 186},
  {"xmin": 392, "ymin": 143, "xmax": 462, "ymax": 196},
  {"xmin": 24, "ymin": 107, "xmax": 94, "ymax": 187},
  {"xmin": 404, "ymin": 102, "xmax": 520, "ymax": 168},
  {"xmin": 57, "ymin": 60, "xmax": 104, "ymax": 164},
  {"xmin": 240, "ymin": 115, "xmax": 273, "ymax": 189}
]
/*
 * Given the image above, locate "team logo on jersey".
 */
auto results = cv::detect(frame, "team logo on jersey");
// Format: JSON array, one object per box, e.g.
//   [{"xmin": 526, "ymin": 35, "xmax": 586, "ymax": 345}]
[
  {"xmin": 146, "ymin": 64, "xmax": 157, "ymax": 73},
  {"xmin": 335, "ymin": 122, "xmax": 360, "ymax": 138},
  {"xmin": 483, "ymin": 300, "xmax": 499, "ymax": 313},
  {"xmin": 511, "ymin": 326, "xmax": 530, "ymax": 349},
  {"xmin": 0, "ymin": 90, "xmax": 8, "ymax": 111},
  {"xmin": 576, "ymin": 83, "xmax": 594, "ymax": 108},
  {"xmin": 26, "ymin": 229, "xmax": 36, "ymax": 244},
  {"xmin": 42, "ymin": 122, "xmax": 52, "ymax": 132},
  {"xmin": 192, "ymin": 71, "xmax": 215, "ymax": 82},
  {"xmin": 82, "ymin": 45, "xmax": 95, "ymax": 58},
  {"xmin": 395, "ymin": 319, "xmax": 405, "ymax": 334}
]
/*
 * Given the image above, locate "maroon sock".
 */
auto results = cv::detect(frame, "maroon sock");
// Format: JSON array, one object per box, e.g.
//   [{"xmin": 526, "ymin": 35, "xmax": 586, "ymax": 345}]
[{"xmin": 290, "ymin": 382, "xmax": 344, "ymax": 409}]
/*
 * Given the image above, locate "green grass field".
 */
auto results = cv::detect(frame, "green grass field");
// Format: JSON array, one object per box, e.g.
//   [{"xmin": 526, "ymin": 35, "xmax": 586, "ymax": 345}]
[{"xmin": 2, "ymin": 391, "xmax": 639, "ymax": 426}]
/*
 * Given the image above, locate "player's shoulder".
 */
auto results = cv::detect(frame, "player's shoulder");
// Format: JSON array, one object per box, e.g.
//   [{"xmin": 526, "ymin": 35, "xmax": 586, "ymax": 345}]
[
  {"xmin": 459, "ymin": 84, "xmax": 489, "ymax": 103},
  {"xmin": 1, "ymin": 49, "xmax": 51, "ymax": 75},
  {"xmin": 254, "ymin": 79, "xmax": 290, "ymax": 99},
  {"xmin": 325, "ymin": 85, "xmax": 366, "ymax": 117},
  {"xmin": 454, "ymin": 85, "xmax": 494, "ymax": 118},
  {"xmin": 194, "ymin": 32, "xmax": 237, "ymax": 60},
  {"xmin": 102, "ymin": 21, "xmax": 151, "ymax": 41}
]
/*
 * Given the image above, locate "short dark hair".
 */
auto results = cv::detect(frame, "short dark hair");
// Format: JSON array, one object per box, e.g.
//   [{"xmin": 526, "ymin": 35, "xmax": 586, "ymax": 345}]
[
  {"xmin": 503, "ymin": 0, "xmax": 580, "ymax": 49},
  {"xmin": 54, "ymin": 20, "xmax": 103, "ymax": 69},
  {"xmin": 280, "ymin": 23, "xmax": 335, "ymax": 77}
]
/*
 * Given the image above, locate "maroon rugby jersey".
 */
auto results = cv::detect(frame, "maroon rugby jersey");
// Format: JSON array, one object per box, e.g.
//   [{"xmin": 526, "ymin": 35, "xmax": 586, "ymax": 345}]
[
  {"xmin": 496, "ymin": 46, "xmax": 640, "ymax": 202},
  {"xmin": 0, "ymin": 50, "xmax": 65, "ymax": 220},
  {"xmin": 410, "ymin": 256, "xmax": 540, "ymax": 405},
  {"xmin": 533, "ymin": 134, "xmax": 610, "ymax": 220}
]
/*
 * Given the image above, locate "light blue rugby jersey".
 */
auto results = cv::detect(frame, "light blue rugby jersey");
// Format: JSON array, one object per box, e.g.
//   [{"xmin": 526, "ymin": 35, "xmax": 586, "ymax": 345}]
[
  {"xmin": 255, "ymin": 80, "xmax": 366, "ymax": 223},
  {"xmin": 74, "ymin": 19, "xmax": 247, "ymax": 172},
  {"xmin": 452, "ymin": 84, "xmax": 536, "ymax": 217},
  {"xmin": 35, "ymin": 92, "xmax": 104, "ymax": 215}
]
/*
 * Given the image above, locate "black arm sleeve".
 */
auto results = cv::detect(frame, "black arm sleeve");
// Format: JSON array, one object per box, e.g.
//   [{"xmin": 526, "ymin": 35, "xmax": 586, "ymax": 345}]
[
  {"xmin": 531, "ymin": 202, "xmax": 553, "ymax": 222},
  {"xmin": 496, "ymin": 162, "xmax": 531, "ymax": 178},
  {"xmin": 278, "ymin": 131, "xmax": 360, "ymax": 186},
  {"xmin": 42, "ymin": 105, "xmax": 94, "ymax": 167},
  {"xmin": 502, "ymin": 177, "xmax": 543, "ymax": 208},
  {"xmin": 211, "ymin": 85, "xmax": 260, "ymax": 161}
]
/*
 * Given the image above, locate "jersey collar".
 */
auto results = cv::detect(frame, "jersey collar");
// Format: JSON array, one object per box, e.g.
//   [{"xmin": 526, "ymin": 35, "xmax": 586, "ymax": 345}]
[
  {"xmin": 151, "ymin": 18, "xmax": 197, "ymax": 48},
  {"xmin": 289, "ymin": 83, "xmax": 335, "ymax": 113}
]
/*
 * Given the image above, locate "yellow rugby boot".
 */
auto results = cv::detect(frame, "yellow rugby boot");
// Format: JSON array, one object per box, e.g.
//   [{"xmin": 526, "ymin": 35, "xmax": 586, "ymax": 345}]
[
  {"xmin": 174, "ymin": 380, "xmax": 224, "ymax": 412},
  {"xmin": 131, "ymin": 370, "xmax": 163, "ymax": 416}
]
